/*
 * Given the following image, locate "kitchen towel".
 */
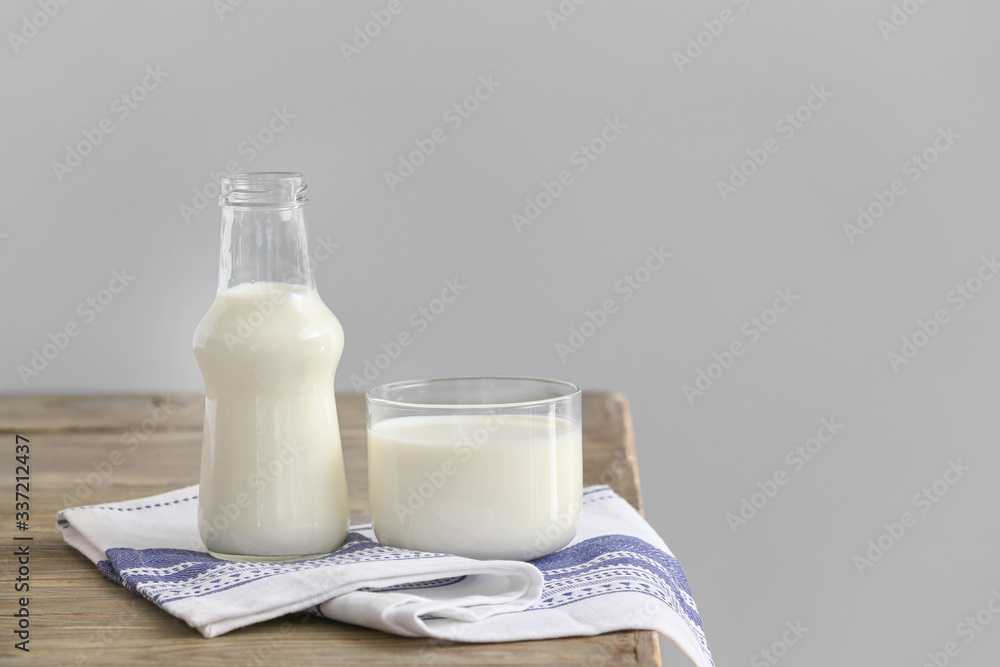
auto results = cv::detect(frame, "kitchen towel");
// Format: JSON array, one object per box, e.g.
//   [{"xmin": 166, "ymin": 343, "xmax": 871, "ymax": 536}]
[{"xmin": 58, "ymin": 485, "xmax": 713, "ymax": 667}]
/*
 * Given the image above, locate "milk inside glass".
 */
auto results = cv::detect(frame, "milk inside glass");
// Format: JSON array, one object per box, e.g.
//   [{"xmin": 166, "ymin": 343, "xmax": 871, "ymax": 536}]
[{"xmin": 368, "ymin": 413, "xmax": 582, "ymax": 560}]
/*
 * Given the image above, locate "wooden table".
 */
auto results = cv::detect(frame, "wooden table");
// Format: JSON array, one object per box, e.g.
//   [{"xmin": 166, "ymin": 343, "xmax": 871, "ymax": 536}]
[{"xmin": 0, "ymin": 392, "xmax": 661, "ymax": 665}]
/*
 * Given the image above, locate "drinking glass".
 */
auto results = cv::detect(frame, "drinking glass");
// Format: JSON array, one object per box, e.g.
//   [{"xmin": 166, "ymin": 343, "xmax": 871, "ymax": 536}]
[{"xmin": 367, "ymin": 377, "xmax": 582, "ymax": 560}]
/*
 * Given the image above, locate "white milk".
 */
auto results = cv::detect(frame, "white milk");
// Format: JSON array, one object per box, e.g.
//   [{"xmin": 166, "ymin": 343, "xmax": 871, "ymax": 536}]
[
  {"xmin": 368, "ymin": 414, "xmax": 582, "ymax": 560},
  {"xmin": 194, "ymin": 282, "xmax": 349, "ymax": 559}
]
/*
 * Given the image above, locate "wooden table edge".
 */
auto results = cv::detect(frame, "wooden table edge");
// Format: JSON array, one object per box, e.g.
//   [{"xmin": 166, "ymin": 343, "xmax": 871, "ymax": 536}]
[
  {"xmin": 606, "ymin": 392, "xmax": 662, "ymax": 665},
  {"xmin": 0, "ymin": 391, "xmax": 664, "ymax": 666}
]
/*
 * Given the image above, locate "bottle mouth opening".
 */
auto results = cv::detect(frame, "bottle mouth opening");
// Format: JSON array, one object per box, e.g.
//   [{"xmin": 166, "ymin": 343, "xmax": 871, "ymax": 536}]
[{"xmin": 220, "ymin": 172, "xmax": 308, "ymax": 208}]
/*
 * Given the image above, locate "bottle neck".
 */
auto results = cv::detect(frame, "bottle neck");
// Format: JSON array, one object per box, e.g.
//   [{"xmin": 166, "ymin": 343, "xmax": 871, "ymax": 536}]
[{"xmin": 218, "ymin": 205, "xmax": 315, "ymax": 292}]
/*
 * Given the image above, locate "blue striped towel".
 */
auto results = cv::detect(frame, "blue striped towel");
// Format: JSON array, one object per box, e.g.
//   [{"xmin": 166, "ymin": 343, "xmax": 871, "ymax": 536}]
[{"xmin": 58, "ymin": 485, "xmax": 712, "ymax": 666}]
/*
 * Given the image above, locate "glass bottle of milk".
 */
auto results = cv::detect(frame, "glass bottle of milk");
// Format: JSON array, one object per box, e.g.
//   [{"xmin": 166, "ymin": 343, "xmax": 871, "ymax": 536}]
[{"xmin": 193, "ymin": 172, "xmax": 349, "ymax": 561}]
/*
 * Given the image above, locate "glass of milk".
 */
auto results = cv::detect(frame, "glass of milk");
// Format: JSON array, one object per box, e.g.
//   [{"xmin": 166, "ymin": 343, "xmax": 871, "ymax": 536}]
[{"xmin": 367, "ymin": 377, "xmax": 582, "ymax": 560}]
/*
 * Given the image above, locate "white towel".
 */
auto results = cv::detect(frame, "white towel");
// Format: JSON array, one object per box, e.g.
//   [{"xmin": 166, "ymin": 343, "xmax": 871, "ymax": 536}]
[{"xmin": 58, "ymin": 485, "xmax": 713, "ymax": 667}]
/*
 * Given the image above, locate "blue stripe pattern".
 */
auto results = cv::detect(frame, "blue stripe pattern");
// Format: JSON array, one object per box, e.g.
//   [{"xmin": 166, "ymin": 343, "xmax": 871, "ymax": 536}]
[
  {"xmin": 96, "ymin": 532, "xmax": 447, "ymax": 606},
  {"xmin": 83, "ymin": 485, "xmax": 711, "ymax": 664}
]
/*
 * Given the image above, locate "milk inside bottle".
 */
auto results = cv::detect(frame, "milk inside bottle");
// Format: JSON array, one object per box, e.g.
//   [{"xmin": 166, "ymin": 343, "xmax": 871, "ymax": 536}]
[{"xmin": 193, "ymin": 172, "xmax": 349, "ymax": 561}]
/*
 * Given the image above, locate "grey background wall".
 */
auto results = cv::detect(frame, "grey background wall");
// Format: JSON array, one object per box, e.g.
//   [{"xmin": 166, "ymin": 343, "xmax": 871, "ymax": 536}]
[{"xmin": 4, "ymin": 1, "xmax": 1000, "ymax": 664}]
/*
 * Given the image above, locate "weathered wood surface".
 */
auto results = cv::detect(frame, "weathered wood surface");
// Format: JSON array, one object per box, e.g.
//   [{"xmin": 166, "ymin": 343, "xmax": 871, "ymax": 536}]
[{"xmin": 0, "ymin": 392, "xmax": 661, "ymax": 665}]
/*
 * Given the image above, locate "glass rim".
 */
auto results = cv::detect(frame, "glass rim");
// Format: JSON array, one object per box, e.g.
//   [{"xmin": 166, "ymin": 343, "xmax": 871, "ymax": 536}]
[
  {"xmin": 219, "ymin": 171, "xmax": 308, "ymax": 209},
  {"xmin": 366, "ymin": 376, "xmax": 581, "ymax": 410}
]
